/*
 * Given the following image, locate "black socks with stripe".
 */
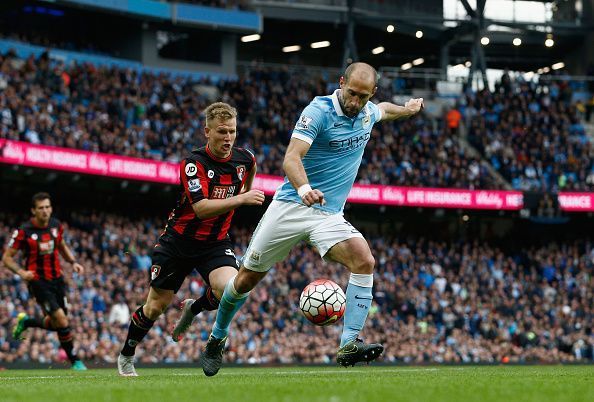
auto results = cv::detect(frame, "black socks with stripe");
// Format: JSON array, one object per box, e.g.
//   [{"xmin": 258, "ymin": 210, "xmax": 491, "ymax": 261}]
[
  {"xmin": 121, "ymin": 305, "xmax": 155, "ymax": 357},
  {"xmin": 191, "ymin": 286, "xmax": 220, "ymax": 315}
]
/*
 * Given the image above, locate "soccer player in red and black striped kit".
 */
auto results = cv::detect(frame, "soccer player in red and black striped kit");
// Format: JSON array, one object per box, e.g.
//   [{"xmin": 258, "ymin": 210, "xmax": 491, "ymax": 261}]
[
  {"xmin": 2, "ymin": 192, "xmax": 87, "ymax": 370},
  {"xmin": 117, "ymin": 102, "xmax": 264, "ymax": 376}
]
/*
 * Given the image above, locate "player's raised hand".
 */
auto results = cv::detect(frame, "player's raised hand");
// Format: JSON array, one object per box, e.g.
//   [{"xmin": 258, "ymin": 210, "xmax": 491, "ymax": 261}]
[
  {"xmin": 404, "ymin": 98, "xmax": 424, "ymax": 115},
  {"xmin": 73, "ymin": 262, "xmax": 85, "ymax": 275},
  {"xmin": 302, "ymin": 189, "xmax": 326, "ymax": 207},
  {"xmin": 240, "ymin": 189, "xmax": 265, "ymax": 205}
]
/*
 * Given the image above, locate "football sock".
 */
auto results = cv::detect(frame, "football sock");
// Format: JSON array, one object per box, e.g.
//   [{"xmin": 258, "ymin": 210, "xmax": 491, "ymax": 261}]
[
  {"xmin": 191, "ymin": 286, "xmax": 219, "ymax": 315},
  {"xmin": 57, "ymin": 326, "xmax": 78, "ymax": 364},
  {"xmin": 340, "ymin": 273, "xmax": 374, "ymax": 348},
  {"xmin": 121, "ymin": 305, "xmax": 155, "ymax": 357},
  {"xmin": 211, "ymin": 275, "xmax": 249, "ymax": 340},
  {"xmin": 24, "ymin": 316, "xmax": 56, "ymax": 331}
]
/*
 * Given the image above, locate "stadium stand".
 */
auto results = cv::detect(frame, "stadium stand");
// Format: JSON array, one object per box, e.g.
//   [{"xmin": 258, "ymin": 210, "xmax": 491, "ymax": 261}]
[
  {"xmin": 0, "ymin": 49, "xmax": 505, "ymax": 189},
  {"xmin": 465, "ymin": 75, "xmax": 591, "ymax": 192},
  {"xmin": 1, "ymin": 212, "xmax": 591, "ymax": 364}
]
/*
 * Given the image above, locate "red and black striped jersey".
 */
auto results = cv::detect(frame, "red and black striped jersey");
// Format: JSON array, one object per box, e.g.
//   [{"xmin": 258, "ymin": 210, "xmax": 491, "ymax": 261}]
[
  {"xmin": 8, "ymin": 217, "xmax": 64, "ymax": 281},
  {"xmin": 165, "ymin": 145, "xmax": 256, "ymax": 242}
]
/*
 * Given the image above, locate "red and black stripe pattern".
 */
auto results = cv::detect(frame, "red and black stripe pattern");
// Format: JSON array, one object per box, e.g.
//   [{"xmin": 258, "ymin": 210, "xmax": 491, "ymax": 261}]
[
  {"xmin": 8, "ymin": 218, "xmax": 64, "ymax": 281},
  {"xmin": 165, "ymin": 145, "xmax": 256, "ymax": 242}
]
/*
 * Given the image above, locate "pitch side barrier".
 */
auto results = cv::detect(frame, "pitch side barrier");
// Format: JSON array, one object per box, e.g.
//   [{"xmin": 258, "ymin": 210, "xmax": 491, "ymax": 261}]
[{"xmin": 1, "ymin": 139, "xmax": 591, "ymax": 212}]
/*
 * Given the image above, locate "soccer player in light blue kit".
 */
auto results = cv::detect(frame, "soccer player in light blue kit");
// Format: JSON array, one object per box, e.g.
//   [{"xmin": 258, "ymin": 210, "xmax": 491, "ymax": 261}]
[{"xmin": 196, "ymin": 62, "xmax": 423, "ymax": 375}]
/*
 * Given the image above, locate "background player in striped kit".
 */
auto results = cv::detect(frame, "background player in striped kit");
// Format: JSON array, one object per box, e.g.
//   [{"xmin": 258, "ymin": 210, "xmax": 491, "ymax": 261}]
[
  {"xmin": 3, "ymin": 192, "xmax": 87, "ymax": 370},
  {"xmin": 117, "ymin": 102, "xmax": 265, "ymax": 376}
]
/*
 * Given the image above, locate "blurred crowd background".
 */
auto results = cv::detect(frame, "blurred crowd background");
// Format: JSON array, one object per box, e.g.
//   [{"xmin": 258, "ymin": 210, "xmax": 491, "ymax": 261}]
[{"xmin": 0, "ymin": 210, "xmax": 591, "ymax": 365}]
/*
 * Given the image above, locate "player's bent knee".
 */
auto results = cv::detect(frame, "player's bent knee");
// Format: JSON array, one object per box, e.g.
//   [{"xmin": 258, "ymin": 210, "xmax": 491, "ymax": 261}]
[
  {"xmin": 234, "ymin": 268, "xmax": 265, "ymax": 294},
  {"xmin": 54, "ymin": 316, "xmax": 69, "ymax": 328},
  {"xmin": 143, "ymin": 301, "xmax": 166, "ymax": 320},
  {"xmin": 354, "ymin": 254, "xmax": 375, "ymax": 274}
]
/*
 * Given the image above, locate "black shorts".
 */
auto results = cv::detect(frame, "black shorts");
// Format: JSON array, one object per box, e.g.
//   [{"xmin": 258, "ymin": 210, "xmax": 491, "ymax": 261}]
[
  {"xmin": 28, "ymin": 277, "xmax": 68, "ymax": 315},
  {"xmin": 149, "ymin": 232, "xmax": 239, "ymax": 292}
]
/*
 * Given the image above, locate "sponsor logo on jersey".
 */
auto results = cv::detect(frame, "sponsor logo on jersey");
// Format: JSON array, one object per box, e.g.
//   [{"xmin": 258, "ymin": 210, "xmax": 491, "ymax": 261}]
[
  {"xmin": 150, "ymin": 265, "xmax": 161, "ymax": 281},
  {"xmin": 185, "ymin": 162, "xmax": 197, "ymax": 177},
  {"xmin": 212, "ymin": 185, "xmax": 236, "ymax": 199},
  {"xmin": 329, "ymin": 132, "xmax": 371, "ymax": 151},
  {"xmin": 296, "ymin": 115, "xmax": 313, "ymax": 130},
  {"xmin": 38, "ymin": 240, "xmax": 55, "ymax": 255},
  {"xmin": 188, "ymin": 178, "xmax": 202, "ymax": 192},
  {"xmin": 236, "ymin": 165, "xmax": 246, "ymax": 181}
]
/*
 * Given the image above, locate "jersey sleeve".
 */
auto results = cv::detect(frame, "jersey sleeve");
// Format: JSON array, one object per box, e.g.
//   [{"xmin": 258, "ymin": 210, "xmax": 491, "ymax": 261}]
[
  {"xmin": 368, "ymin": 102, "xmax": 382, "ymax": 123},
  {"xmin": 180, "ymin": 158, "xmax": 209, "ymax": 204},
  {"xmin": 7, "ymin": 229, "xmax": 25, "ymax": 250},
  {"xmin": 291, "ymin": 102, "xmax": 325, "ymax": 144},
  {"xmin": 58, "ymin": 224, "xmax": 64, "ymax": 243},
  {"xmin": 243, "ymin": 148, "xmax": 257, "ymax": 171}
]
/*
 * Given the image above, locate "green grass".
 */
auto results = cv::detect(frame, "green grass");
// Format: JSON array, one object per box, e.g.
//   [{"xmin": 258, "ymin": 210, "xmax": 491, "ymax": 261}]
[{"xmin": 0, "ymin": 366, "xmax": 592, "ymax": 402}]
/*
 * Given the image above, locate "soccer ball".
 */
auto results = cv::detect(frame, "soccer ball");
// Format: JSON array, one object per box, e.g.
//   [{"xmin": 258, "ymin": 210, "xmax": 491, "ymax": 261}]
[{"xmin": 299, "ymin": 279, "xmax": 346, "ymax": 326}]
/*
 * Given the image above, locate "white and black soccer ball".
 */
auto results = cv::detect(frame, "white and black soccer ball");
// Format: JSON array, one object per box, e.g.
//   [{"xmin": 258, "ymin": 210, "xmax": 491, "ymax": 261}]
[{"xmin": 299, "ymin": 279, "xmax": 346, "ymax": 326}]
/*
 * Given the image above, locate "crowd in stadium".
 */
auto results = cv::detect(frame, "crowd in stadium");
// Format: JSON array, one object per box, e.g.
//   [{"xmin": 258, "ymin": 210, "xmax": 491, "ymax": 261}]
[
  {"xmin": 1, "ymin": 48, "xmax": 589, "ymax": 191},
  {"xmin": 465, "ymin": 74, "xmax": 590, "ymax": 192},
  {"xmin": 1, "ymin": 48, "xmax": 556, "ymax": 190},
  {"xmin": 0, "ymin": 212, "xmax": 591, "ymax": 365}
]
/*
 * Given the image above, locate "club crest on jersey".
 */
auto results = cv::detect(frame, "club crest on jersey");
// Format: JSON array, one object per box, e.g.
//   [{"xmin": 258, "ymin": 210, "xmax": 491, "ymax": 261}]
[
  {"xmin": 362, "ymin": 107, "xmax": 371, "ymax": 128},
  {"xmin": 51, "ymin": 228, "xmax": 58, "ymax": 238},
  {"xmin": 185, "ymin": 162, "xmax": 197, "ymax": 177},
  {"xmin": 236, "ymin": 165, "xmax": 246, "ymax": 181},
  {"xmin": 188, "ymin": 178, "xmax": 202, "ymax": 192},
  {"xmin": 31, "ymin": 233, "xmax": 38, "ymax": 240},
  {"xmin": 150, "ymin": 265, "xmax": 161, "ymax": 281},
  {"xmin": 296, "ymin": 115, "xmax": 312, "ymax": 130},
  {"xmin": 249, "ymin": 250, "xmax": 261, "ymax": 263}
]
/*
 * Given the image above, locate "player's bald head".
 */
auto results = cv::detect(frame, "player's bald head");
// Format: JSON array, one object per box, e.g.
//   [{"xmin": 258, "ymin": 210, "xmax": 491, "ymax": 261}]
[{"xmin": 343, "ymin": 63, "xmax": 378, "ymax": 88}]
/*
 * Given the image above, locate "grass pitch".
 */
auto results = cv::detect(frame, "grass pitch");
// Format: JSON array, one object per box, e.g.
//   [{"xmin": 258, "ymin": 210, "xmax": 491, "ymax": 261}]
[{"xmin": 0, "ymin": 366, "xmax": 592, "ymax": 402}]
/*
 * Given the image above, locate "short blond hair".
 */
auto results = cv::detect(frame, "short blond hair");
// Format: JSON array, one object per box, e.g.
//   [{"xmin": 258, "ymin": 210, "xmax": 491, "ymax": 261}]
[{"xmin": 204, "ymin": 102, "xmax": 237, "ymax": 127}]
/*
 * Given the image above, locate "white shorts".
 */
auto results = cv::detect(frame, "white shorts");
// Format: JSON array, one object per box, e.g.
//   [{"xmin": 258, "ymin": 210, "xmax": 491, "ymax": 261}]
[{"xmin": 243, "ymin": 200, "xmax": 363, "ymax": 272}]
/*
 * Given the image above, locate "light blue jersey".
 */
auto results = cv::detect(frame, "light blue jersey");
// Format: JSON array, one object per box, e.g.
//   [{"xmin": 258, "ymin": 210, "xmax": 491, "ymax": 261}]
[{"xmin": 274, "ymin": 89, "xmax": 382, "ymax": 214}]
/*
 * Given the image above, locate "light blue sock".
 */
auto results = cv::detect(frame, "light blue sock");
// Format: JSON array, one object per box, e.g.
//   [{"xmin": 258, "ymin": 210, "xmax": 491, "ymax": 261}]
[
  {"xmin": 340, "ymin": 274, "xmax": 373, "ymax": 348},
  {"xmin": 211, "ymin": 277, "xmax": 249, "ymax": 340}
]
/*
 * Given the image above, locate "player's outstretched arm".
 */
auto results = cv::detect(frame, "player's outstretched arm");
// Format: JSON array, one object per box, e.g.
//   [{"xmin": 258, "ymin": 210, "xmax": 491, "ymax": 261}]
[
  {"xmin": 378, "ymin": 98, "xmax": 424, "ymax": 121},
  {"xmin": 58, "ymin": 240, "xmax": 85, "ymax": 275},
  {"xmin": 192, "ymin": 189, "xmax": 265, "ymax": 219},
  {"xmin": 2, "ymin": 248, "xmax": 33, "ymax": 281},
  {"xmin": 283, "ymin": 137, "xmax": 325, "ymax": 207}
]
